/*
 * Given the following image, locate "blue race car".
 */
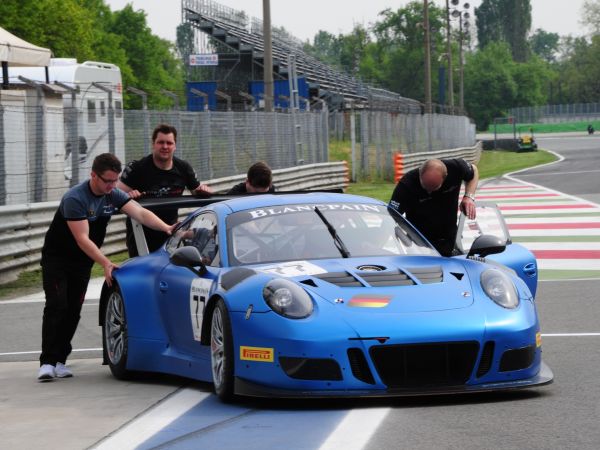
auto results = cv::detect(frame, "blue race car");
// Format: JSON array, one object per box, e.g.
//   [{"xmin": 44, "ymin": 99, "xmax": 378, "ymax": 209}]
[{"xmin": 99, "ymin": 193, "xmax": 553, "ymax": 400}]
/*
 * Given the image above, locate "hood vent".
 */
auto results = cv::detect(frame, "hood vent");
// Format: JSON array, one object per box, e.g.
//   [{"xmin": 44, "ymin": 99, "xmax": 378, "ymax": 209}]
[
  {"xmin": 358, "ymin": 269, "xmax": 416, "ymax": 287},
  {"xmin": 314, "ymin": 271, "xmax": 363, "ymax": 287},
  {"xmin": 406, "ymin": 266, "xmax": 443, "ymax": 284}
]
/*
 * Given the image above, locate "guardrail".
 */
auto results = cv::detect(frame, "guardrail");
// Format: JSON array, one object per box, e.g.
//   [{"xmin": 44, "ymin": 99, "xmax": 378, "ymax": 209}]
[
  {"xmin": 0, "ymin": 144, "xmax": 480, "ymax": 285},
  {"xmin": 0, "ymin": 161, "xmax": 349, "ymax": 283},
  {"xmin": 395, "ymin": 142, "xmax": 482, "ymax": 177}
]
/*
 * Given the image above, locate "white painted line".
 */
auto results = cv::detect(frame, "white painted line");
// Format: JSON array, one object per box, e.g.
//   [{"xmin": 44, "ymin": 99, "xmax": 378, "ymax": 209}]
[
  {"xmin": 511, "ymin": 229, "xmax": 600, "ymax": 236},
  {"xmin": 92, "ymin": 388, "xmax": 211, "ymax": 450},
  {"xmin": 520, "ymin": 242, "xmax": 600, "ymax": 250},
  {"xmin": 542, "ymin": 333, "xmax": 600, "ymax": 337},
  {"xmin": 319, "ymin": 407, "xmax": 390, "ymax": 450},
  {"xmin": 537, "ymin": 259, "xmax": 600, "ymax": 270},
  {"xmin": 0, "ymin": 348, "xmax": 102, "ymax": 357},
  {"xmin": 502, "ymin": 209, "xmax": 599, "ymax": 216},
  {"xmin": 505, "ymin": 216, "xmax": 600, "ymax": 224},
  {"xmin": 540, "ymin": 277, "xmax": 600, "ymax": 282}
]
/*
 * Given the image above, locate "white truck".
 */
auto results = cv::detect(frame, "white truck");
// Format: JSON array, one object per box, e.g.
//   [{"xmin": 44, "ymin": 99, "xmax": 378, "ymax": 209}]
[{"xmin": 4, "ymin": 58, "xmax": 125, "ymax": 203}]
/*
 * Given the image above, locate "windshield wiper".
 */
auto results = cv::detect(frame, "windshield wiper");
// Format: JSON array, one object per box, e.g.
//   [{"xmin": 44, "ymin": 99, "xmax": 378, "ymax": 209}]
[{"xmin": 313, "ymin": 207, "xmax": 351, "ymax": 258}]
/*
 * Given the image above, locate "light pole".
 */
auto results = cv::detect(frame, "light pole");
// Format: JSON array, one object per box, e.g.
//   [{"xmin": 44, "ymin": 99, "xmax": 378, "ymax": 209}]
[
  {"xmin": 445, "ymin": 0, "xmax": 454, "ymax": 110},
  {"xmin": 263, "ymin": 0, "xmax": 273, "ymax": 112},
  {"xmin": 451, "ymin": 2, "xmax": 470, "ymax": 112},
  {"xmin": 423, "ymin": 0, "xmax": 432, "ymax": 114}
]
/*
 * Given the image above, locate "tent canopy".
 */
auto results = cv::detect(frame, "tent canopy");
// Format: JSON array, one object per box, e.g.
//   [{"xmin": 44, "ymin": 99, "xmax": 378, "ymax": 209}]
[{"xmin": 0, "ymin": 26, "xmax": 51, "ymax": 67}]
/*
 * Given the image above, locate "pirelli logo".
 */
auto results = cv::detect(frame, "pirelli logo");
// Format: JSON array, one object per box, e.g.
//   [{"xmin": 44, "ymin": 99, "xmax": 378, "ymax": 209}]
[{"xmin": 240, "ymin": 346, "xmax": 274, "ymax": 362}]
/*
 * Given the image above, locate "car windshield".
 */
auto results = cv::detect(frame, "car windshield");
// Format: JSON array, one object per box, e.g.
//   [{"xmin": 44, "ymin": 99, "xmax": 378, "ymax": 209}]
[{"xmin": 226, "ymin": 203, "xmax": 438, "ymax": 265}]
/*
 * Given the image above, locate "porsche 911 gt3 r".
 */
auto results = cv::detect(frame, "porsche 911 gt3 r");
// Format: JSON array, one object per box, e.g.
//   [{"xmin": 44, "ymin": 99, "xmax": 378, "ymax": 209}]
[{"xmin": 99, "ymin": 193, "xmax": 553, "ymax": 400}]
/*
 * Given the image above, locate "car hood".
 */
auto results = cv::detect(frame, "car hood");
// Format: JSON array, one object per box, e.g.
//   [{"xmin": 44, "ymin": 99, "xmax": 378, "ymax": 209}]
[{"xmin": 253, "ymin": 256, "xmax": 475, "ymax": 314}]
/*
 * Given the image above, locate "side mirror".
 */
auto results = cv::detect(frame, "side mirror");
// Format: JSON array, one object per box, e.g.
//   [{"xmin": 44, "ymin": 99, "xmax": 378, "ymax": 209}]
[
  {"xmin": 467, "ymin": 234, "xmax": 506, "ymax": 258},
  {"xmin": 170, "ymin": 246, "xmax": 207, "ymax": 275}
]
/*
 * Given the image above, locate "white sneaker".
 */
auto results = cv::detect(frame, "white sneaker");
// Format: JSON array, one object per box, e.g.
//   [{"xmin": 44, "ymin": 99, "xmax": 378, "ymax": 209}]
[
  {"xmin": 38, "ymin": 364, "xmax": 56, "ymax": 381},
  {"xmin": 55, "ymin": 362, "xmax": 73, "ymax": 378}
]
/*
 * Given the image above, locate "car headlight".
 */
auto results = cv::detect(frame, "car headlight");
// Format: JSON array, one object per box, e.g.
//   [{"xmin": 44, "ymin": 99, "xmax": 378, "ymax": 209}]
[
  {"xmin": 263, "ymin": 279, "xmax": 313, "ymax": 319},
  {"xmin": 480, "ymin": 269, "xmax": 520, "ymax": 309}
]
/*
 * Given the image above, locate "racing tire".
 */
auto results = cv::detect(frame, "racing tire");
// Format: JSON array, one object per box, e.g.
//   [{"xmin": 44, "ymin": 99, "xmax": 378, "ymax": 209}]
[
  {"xmin": 211, "ymin": 299, "xmax": 235, "ymax": 401},
  {"xmin": 103, "ymin": 285, "xmax": 131, "ymax": 380}
]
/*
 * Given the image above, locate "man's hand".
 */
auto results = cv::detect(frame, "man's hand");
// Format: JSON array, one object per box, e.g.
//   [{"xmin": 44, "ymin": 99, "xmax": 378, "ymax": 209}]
[
  {"xmin": 126, "ymin": 189, "xmax": 143, "ymax": 199},
  {"xmin": 103, "ymin": 261, "xmax": 120, "ymax": 287},
  {"xmin": 165, "ymin": 222, "xmax": 179, "ymax": 235},
  {"xmin": 194, "ymin": 184, "xmax": 212, "ymax": 197},
  {"xmin": 460, "ymin": 195, "xmax": 476, "ymax": 220}
]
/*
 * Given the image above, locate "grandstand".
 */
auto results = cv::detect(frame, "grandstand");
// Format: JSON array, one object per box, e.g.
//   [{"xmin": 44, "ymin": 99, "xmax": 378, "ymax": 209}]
[{"xmin": 181, "ymin": 0, "xmax": 422, "ymax": 113}]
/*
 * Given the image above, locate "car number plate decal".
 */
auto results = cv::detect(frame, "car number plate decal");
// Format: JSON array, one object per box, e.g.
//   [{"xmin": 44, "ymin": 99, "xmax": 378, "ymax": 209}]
[
  {"xmin": 256, "ymin": 260, "xmax": 326, "ymax": 277},
  {"xmin": 189, "ymin": 278, "xmax": 212, "ymax": 341}
]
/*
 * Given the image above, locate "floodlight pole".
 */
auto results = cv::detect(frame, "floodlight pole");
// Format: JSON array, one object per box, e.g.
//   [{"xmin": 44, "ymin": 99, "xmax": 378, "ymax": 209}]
[
  {"xmin": 263, "ymin": 0, "xmax": 274, "ymax": 112},
  {"xmin": 446, "ymin": 0, "xmax": 455, "ymax": 110},
  {"xmin": 423, "ymin": 0, "xmax": 432, "ymax": 114}
]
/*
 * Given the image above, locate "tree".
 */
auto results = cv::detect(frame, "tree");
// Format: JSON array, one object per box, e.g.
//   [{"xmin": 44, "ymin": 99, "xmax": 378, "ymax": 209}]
[
  {"xmin": 580, "ymin": 0, "xmax": 600, "ymax": 34},
  {"xmin": 464, "ymin": 42, "xmax": 518, "ymax": 129},
  {"xmin": 370, "ymin": 2, "xmax": 446, "ymax": 102},
  {"xmin": 529, "ymin": 29, "xmax": 560, "ymax": 63},
  {"xmin": 475, "ymin": 0, "xmax": 532, "ymax": 62},
  {"xmin": 304, "ymin": 30, "xmax": 342, "ymax": 67}
]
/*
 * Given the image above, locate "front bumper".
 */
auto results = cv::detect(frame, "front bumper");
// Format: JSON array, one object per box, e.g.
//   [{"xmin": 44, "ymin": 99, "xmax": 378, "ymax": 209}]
[{"xmin": 234, "ymin": 361, "xmax": 554, "ymax": 398}]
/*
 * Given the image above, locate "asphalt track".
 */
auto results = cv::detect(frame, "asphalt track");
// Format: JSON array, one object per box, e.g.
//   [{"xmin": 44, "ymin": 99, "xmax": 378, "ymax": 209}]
[{"xmin": 1, "ymin": 134, "xmax": 599, "ymax": 449}]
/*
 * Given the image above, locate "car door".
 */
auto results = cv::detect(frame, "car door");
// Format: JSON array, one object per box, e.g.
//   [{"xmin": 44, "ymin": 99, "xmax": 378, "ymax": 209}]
[
  {"xmin": 455, "ymin": 201, "xmax": 538, "ymax": 297},
  {"xmin": 158, "ymin": 212, "xmax": 220, "ymax": 358}
]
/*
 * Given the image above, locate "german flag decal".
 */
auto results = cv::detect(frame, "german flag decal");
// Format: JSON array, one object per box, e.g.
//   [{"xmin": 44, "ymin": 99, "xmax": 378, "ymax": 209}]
[{"xmin": 348, "ymin": 295, "xmax": 392, "ymax": 308}]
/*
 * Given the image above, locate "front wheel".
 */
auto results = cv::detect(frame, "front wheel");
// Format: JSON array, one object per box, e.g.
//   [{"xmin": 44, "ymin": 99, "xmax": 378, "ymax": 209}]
[
  {"xmin": 211, "ymin": 299, "xmax": 234, "ymax": 401},
  {"xmin": 103, "ymin": 286, "xmax": 131, "ymax": 379}
]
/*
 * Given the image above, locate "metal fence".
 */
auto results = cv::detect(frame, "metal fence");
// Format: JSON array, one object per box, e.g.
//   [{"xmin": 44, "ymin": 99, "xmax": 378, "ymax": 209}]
[
  {"xmin": 0, "ymin": 92, "xmax": 328, "ymax": 206},
  {"xmin": 330, "ymin": 111, "xmax": 476, "ymax": 181},
  {"xmin": 509, "ymin": 102, "xmax": 600, "ymax": 124},
  {"xmin": 1, "ymin": 89, "xmax": 475, "ymax": 206}
]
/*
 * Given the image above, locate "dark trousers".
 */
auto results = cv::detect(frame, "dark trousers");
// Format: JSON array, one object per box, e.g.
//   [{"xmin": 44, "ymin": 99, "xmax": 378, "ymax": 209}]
[{"xmin": 40, "ymin": 262, "xmax": 91, "ymax": 366}]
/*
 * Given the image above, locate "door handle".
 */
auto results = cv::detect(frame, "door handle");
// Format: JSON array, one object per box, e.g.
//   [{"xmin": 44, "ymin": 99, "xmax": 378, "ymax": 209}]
[{"xmin": 159, "ymin": 281, "xmax": 168, "ymax": 292}]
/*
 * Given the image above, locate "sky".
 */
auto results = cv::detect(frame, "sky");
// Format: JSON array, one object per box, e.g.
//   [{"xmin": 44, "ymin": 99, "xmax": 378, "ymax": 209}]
[{"xmin": 105, "ymin": 0, "xmax": 589, "ymax": 44}]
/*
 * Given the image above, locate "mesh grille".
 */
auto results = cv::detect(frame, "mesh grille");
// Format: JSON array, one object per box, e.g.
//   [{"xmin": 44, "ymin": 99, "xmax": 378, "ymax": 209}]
[
  {"xmin": 369, "ymin": 341, "xmax": 479, "ymax": 388},
  {"xmin": 476, "ymin": 341, "xmax": 495, "ymax": 378},
  {"xmin": 347, "ymin": 348, "xmax": 376, "ymax": 385}
]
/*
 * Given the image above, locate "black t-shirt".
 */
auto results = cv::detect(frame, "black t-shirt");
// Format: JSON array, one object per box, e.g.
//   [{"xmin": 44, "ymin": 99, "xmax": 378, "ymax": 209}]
[
  {"xmin": 227, "ymin": 182, "xmax": 276, "ymax": 195},
  {"xmin": 389, "ymin": 158, "xmax": 475, "ymax": 256},
  {"xmin": 120, "ymin": 155, "xmax": 201, "ymax": 254},
  {"xmin": 41, "ymin": 181, "xmax": 130, "ymax": 268}
]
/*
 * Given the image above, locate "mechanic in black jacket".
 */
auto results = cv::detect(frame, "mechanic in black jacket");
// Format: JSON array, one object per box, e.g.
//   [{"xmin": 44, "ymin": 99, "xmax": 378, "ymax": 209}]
[
  {"xmin": 38, "ymin": 153, "xmax": 175, "ymax": 381},
  {"xmin": 389, "ymin": 158, "xmax": 479, "ymax": 256},
  {"xmin": 227, "ymin": 161, "xmax": 276, "ymax": 194},
  {"xmin": 117, "ymin": 124, "xmax": 212, "ymax": 256}
]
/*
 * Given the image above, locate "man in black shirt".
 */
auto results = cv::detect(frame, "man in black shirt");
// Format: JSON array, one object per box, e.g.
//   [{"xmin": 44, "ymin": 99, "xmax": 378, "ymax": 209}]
[
  {"xmin": 118, "ymin": 124, "xmax": 212, "ymax": 256},
  {"xmin": 38, "ymin": 153, "xmax": 175, "ymax": 381},
  {"xmin": 227, "ymin": 161, "xmax": 275, "ymax": 194},
  {"xmin": 389, "ymin": 158, "xmax": 479, "ymax": 256}
]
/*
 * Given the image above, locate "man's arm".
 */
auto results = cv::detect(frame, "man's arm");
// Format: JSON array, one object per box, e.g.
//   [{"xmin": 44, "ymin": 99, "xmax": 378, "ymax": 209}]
[
  {"xmin": 116, "ymin": 180, "xmax": 143, "ymax": 199},
  {"xmin": 121, "ymin": 200, "xmax": 176, "ymax": 234},
  {"xmin": 460, "ymin": 163, "xmax": 479, "ymax": 220},
  {"xmin": 67, "ymin": 220, "xmax": 118, "ymax": 286}
]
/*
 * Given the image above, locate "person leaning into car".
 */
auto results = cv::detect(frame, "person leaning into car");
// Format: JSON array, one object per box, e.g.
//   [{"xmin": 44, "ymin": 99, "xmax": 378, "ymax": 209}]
[
  {"xmin": 37, "ymin": 153, "xmax": 176, "ymax": 382},
  {"xmin": 117, "ymin": 123, "xmax": 212, "ymax": 257},
  {"xmin": 388, "ymin": 158, "xmax": 479, "ymax": 257},
  {"xmin": 227, "ymin": 161, "xmax": 276, "ymax": 194}
]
